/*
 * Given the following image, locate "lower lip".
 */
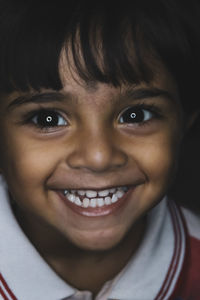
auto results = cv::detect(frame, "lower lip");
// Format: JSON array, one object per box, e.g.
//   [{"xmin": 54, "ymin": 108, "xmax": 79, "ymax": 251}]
[{"xmin": 57, "ymin": 188, "xmax": 134, "ymax": 217}]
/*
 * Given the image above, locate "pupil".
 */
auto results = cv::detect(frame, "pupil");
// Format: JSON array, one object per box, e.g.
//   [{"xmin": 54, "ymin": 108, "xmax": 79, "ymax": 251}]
[
  {"xmin": 38, "ymin": 111, "xmax": 58, "ymax": 126},
  {"xmin": 122, "ymin": 108, "xmax": 144, "ymax": 123},
  {"xmin": 130, "ymin": 112, "xmax": 136, "ymax": 119},
  {"xmin": 46, "ymin": 116, "xmax": 52, "ymax": 122}
]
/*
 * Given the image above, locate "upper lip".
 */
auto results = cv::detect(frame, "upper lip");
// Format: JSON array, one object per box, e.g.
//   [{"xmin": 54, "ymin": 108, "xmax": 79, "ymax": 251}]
[
  {"xmin": 47, "ymin": 174, "xmax": 146, "ymax": 191},
  {"xmin": 51, "ymin": 182, "xmax": 144, "ymax": 191},
  {"xmin": 54, "ymin": 185, "xmax": 130, "ymax": 191},
  {"xmin": 61, "ymin": 186, "xmax": 130, "ymax": 191}
]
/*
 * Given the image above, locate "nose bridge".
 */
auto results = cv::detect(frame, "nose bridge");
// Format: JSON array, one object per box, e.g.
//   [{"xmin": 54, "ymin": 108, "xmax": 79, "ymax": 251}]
[{"xmin": 66, "ymin": 124, "xmax": 127, "ymax": 172}]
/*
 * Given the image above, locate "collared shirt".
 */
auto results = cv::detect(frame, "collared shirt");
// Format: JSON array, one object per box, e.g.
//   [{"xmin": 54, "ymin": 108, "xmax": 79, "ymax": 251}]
[{"xmin": 0, "ymin": 177, "xmax": 199, "ymax": 300}]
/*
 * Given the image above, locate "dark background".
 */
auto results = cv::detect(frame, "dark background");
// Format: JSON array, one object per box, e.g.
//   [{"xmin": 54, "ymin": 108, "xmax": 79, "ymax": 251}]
[{"xmin": 170, "ymin": 115, "xmax": 200, "ymax": 213}]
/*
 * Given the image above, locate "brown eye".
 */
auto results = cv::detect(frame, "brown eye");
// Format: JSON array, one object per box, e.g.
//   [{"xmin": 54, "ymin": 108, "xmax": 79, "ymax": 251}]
[
  {"xmin": 32, "ymin": 110, "xmax": 67, "ymax": 127},
  {"xmin": 119, "ymin": 107, "xmax": 153, "ymax": 124}
]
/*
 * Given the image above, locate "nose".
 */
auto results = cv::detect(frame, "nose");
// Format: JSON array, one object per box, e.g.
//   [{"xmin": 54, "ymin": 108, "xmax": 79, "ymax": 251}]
[{"xmin": 66, "ymin": 130, "xmax": 128, "ymax": 173}]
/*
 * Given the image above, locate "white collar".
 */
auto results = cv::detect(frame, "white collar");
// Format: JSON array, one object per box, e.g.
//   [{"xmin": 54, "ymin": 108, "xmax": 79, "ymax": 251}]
[
  {"xmin": 0, "ymin": 178, "xmax": 75, "ymax": 300},
  {"xmin": 108, "ymin": 199, "xmax": 186, "ymax": 300},
  {"xmin": 0, "ymin": 177, "xmax": 186, "ymax": 300}
]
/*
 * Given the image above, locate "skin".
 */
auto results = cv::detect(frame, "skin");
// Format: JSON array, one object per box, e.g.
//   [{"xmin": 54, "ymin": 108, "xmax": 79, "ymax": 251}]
[{"xmin": 0, "ymin": 57, "xmax": 186, "ymax": 293}]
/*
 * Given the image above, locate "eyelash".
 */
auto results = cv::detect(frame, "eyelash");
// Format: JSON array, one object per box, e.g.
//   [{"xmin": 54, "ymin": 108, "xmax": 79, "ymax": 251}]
[
  {"xmin": 118, "ymin": 103, "xmax": 162, "ymax": 126},
  {"xmin": 22, "ymin": 108, "xmax": 68, "ymax": 130},
  {"xmin": 22, "ymin": 103, "xmax": 162, "ymax": 131}
]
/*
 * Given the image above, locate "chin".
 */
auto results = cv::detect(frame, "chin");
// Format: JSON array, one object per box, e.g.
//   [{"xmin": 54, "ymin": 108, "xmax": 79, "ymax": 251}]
[
  {"xmin": 67, "ymin": 230, "xmax": 124, "ymax": 252},
  {"xmin": 76, "ymin": 241, "xmax": 119, "ymax": 252}
]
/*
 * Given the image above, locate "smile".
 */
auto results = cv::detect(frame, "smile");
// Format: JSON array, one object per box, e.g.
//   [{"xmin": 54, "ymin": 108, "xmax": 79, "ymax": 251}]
[{"xmin": 62, "ymin": 187, "xmax": 129, "ymax": 208}]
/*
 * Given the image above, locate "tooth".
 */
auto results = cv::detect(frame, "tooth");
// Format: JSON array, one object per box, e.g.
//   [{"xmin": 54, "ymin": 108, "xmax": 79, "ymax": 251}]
[
  {"xmin": 109, "ymin": 188, "xmax": 116, "ymax": 193},
  {"xmin": 90, "ymin": 198, "xmax": 97, "ymax": 207},
  {"xmin": 77, "ymin": 190, "xmax": 86, "ymax": 196},
  {"xmin": 116, "ymin": 190, "xmax": 124, "ymax": 198},
  {"xmin": 105, "ymin": 197, "xmax": 111, "ymax": 205},
  {"xmin": 111, "ymin": 194, "xmax": 118, "ymax": 203},
  {"xmin": 86, "ymin": 190, "xmax": 97, "ymax": 198},
  {"xmin": 98, "ymin": 190, "xmax": 109, "ymax": 197},
  {"xmin": 122, "ymin": 186, "xmax": 128, "ymax": 192},
  {"xmin": 68, "ymin": 194, "xmax": 75, "ymax": 202},
  {"xmin": 63, "ymin": 190, "xmax": 68, "ymax": 196},
  {"xmin": 83, "ymin": 198, "xmax": 90, "ymax": 208},
  {"xmin": 74, "ymin": 196, "xmax": 82, "ymax": 206},
  {"xmin": 97, "ymin": 198, "xmax": 104, "ymax": 207}
]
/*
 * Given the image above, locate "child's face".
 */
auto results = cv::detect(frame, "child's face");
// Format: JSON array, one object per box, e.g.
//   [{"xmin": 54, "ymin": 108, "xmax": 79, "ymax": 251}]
[{"xmin": 0, "ymin": 59, "xmax": 184, "ymax": 251}]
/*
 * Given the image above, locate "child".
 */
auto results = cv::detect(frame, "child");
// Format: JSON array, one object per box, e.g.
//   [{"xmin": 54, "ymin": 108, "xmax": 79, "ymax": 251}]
[{"xmin": 0, "ymin": 0, "xmax": 199, "ymax": 299}]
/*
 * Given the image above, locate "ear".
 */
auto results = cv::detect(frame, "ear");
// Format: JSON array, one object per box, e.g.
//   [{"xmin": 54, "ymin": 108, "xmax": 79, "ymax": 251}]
[{"xmin": 185, "ymin": 110, "xmax": 200, "ymax": 132}]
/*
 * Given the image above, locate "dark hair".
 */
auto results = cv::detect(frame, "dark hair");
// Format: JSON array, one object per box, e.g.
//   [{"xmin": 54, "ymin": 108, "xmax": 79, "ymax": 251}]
[{"xmin": 0, "ymin": 0, "xmax": 200, "ymax": 112}]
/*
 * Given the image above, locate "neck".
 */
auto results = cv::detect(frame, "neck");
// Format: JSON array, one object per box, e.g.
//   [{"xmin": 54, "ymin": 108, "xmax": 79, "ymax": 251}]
[{"xmin": 15, "ymin": 207, "xmax": 146, "ymax": 295}]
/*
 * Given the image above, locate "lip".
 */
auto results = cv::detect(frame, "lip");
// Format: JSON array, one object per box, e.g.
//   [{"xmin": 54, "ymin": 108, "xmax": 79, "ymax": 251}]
[{"xmin": 57, "ymin": 187, "xmax": 134, "ymax": 217}]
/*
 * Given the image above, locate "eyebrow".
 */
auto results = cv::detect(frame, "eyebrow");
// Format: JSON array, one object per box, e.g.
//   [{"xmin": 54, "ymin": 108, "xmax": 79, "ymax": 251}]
[
  {"xmin": 7, "ymin": 91, "xmax": 75, "ymax": 111},
  {"xmin": 117, "ymin": 87, "xmax": 175, "ymax": 103},
  {"xmin": 7, "ymin": 87, "xmax": 174, "ymax": 111}
]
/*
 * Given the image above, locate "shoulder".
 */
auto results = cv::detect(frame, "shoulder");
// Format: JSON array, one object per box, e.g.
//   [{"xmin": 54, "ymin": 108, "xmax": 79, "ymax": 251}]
[{"xmin": 170, "ymin": 205, "xmax": 200, "ymax": 299}]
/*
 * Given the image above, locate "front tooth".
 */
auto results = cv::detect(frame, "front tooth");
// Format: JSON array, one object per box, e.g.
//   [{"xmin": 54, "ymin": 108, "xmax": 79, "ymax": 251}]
[
  {"xmin": 90, "ymin": 198, "xmax": 97, "ymax": 207},
  {"xmin": 86, "ymin": 190, "xmax": 97, "ymax": 198},
  {"xmin": 74, "ymin": 197, "xmax": 82, "ymax": 206},
  {"xmin": 78, "ymin": 190, "xmax": 86, "ymax": 196},
  {"xmin": 68, "ymin": 194, "xmax": 75, "ymax": 202},
  {"xmin": 111, "ymin": 194, "xmax": 118, "ymax": 203},
  {"xmin": 97, "ymin": 198, "xmax": 104, "ymax": 207},
  {"xmin": 116, "ymin": 190, "xmax": 124, "ymax": 198},
  {"xmin": 98, "ymin": 190, "xmax": 109, "ymax": 197},
  {"xmin": 105, "ymin": 197, "xmax": 111, "ymax": 205},
  {"xmin": 83, "ymin": 198, "xmax": 90, "ymax": 208}
]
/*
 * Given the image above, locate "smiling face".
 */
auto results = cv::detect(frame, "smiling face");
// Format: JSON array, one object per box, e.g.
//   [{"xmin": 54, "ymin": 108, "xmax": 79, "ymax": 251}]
[{"xmin": 0, "ymin": 58, "xmax": 184, "ymax": 251}]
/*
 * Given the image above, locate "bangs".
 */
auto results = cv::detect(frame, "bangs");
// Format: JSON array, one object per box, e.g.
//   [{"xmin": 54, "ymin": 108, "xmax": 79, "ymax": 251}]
[
  {"xmin": 0, "ymin": 1, "xmax": 159, "ymax": 93},
  {"xmin": 0, "ymin": 0, "xmax": 200, "ymax": 113},
  {"xmin": 64, "ymin": 4, "xmax": 155, "ymax": 87}
]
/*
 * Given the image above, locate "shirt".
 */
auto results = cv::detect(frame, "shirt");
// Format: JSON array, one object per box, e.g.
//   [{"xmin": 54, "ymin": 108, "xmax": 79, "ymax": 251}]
[{"xmin": 0, "ymin": 177, "xmax": 199, "ymax": 300}]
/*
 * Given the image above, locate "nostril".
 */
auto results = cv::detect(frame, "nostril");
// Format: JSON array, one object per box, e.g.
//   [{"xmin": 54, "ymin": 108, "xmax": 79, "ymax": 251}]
[{"xmin": 66, "ymin": 143, "xmax": 128, "ymax": 172}]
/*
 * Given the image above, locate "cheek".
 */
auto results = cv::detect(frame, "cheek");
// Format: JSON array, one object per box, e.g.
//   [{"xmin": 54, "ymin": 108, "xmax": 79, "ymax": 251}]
[
  {"xmin": 123, "ymin": 131, "xmax": 181, "ymax": 217},
  {"xmin": 136, "ymin": 131, "xmax": 180, "ymax": 187},
  {"xmin": 0, "ymin": 135, "xmax": 61, "ymax": 217},
  {"xmin": 0, "ymin": 133, "xmax": 57, "ymax": 189}
]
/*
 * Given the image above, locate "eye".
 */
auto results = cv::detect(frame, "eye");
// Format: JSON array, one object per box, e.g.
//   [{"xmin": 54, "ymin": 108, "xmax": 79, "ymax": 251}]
[
  {"xmin": 119, "ymin": 107, "xmax": 154, "ymax": 124},
  {"xmin": 31, "ymin": 110, "xmax": 67, "ymax": 128}
]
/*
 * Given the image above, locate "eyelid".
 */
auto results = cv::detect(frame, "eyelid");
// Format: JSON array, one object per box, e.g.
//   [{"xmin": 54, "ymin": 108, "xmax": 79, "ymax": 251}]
[
  {"xmin": 118, "ymin": 103, "xmax": 161, "ymax": 118},
  {"xmin": 117, "ymin": 103, "xmax": 162, "ymax": 125},
  {"xmin": 21, "ymin": 108, "xmax": 69, "ymax": 128}
]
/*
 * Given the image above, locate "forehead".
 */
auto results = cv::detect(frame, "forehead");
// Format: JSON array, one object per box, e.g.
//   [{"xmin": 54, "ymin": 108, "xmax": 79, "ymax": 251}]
[
  {"xmin": 57, "ymin": 50, "xmax": 179, "ymax": 104},
  {"xmin": 1, "ymin": 44, "xmax": 180, "ymax": 109},
  {"xmin": 2, "ymin": 68, "xmax": 180, "ymax": 114}
]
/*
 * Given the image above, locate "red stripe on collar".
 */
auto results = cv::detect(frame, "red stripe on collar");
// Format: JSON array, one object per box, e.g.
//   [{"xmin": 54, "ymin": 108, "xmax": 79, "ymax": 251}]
[
  {"xmin": 0, "ymin": 273, "xmax": 17, "ymax": 300},
  {"xmin": 155, "ymin": 201, "xmax": 186, "ymax": 300}
]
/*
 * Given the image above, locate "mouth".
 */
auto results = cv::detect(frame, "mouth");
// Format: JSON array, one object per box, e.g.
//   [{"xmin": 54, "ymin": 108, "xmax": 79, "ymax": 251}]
[{"xmin": 57, "ymin": 186, "xmax": 133, "ymax": 217}]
